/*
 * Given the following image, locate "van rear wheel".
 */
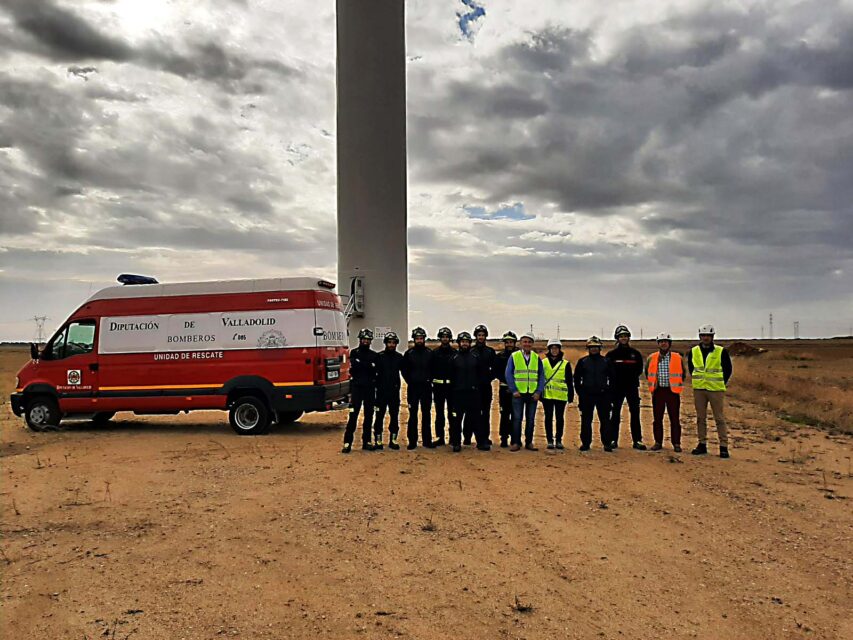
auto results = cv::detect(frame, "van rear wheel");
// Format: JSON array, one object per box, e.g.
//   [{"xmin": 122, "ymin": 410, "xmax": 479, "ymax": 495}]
[
  {"xmin": 229, "ymin": 396, "xmax": 270, "ymax": 435},
  {"xmin": 25, "ymin": 397, "xmax": 61, "ymax": 432},
  {"xmin": 276, "ymin": 411, "xmax": 303, "ymax": 425}
]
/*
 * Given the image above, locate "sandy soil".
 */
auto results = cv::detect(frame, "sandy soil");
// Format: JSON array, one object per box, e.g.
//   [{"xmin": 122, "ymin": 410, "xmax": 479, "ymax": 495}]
[{"xmin": 1, "ymin": 344, "xmax": 851, "ymax": 639}]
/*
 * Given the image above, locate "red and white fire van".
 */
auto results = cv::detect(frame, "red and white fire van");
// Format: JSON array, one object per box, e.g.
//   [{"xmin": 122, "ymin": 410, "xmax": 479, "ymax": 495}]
[{"xmin": 11, "ymin": 277, "xmax": 351, "ymax": 435}]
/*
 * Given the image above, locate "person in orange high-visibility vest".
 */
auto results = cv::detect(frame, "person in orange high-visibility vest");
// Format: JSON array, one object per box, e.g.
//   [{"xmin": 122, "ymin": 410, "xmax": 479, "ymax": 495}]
[{"xmin": 645, "ymin": 332, "xmax": 684, "ymax": 452}]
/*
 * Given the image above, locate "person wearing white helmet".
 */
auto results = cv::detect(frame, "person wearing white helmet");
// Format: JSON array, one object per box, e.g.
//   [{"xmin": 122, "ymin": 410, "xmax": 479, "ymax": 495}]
[
  {"xmin": 541, "ymin": 339, "xmax": 574, "ymax": 449},
  {"xmin": 687, "ymin": 325, "xmax": 733, "ymax": 458},
  {"xmin": 573, "ymin": 336, "xmax": 615, "ymax": 451},
  {"xmin": 505, "ymin": 331, "xmax": 545, "ymax": 451},
  {"xmin": 645, "ymin": 332, "xmax": 684, "ymax": 452},
  {"xmin": 606, "ymin": 325, "xmax": 646, "ymax": 450}
]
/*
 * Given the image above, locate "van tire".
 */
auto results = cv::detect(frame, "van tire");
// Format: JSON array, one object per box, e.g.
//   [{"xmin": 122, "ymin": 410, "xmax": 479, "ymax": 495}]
[
  {"xmin": 276, "ymin": 411, "xmax": 303, "ymax": 425},
  {"xmin": 25, "ymin": 396, "xmax": 61, "ymax": 432},
  {"xmin": 229, "ymin": 396, "xmax": 270, "ymax": 435},
  {"xmin": 92, "ymin": 412, "xmax": 116, "ymax": 426}
]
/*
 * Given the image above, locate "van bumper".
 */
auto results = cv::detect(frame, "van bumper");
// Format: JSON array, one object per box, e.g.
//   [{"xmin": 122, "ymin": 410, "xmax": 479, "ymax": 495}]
[
  {"xmin": 270, "ymin": 380, "xmax": 351, "ymax": 413},
  {"xmin": 10, "ymin": 392, "xmax": 24, "ymax": 417}
]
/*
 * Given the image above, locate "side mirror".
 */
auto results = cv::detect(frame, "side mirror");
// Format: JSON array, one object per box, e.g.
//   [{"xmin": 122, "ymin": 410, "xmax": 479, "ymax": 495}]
[{"xmin": 30, "ymin": 343, "xmax": 40, "ymax": 360}]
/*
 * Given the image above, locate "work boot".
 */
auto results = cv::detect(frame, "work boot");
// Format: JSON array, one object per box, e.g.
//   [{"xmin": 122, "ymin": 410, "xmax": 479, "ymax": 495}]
[
  {"xmin": 389, "ymin": 434, "xmax": 400, "ymax": 450},
  {"xmin": 603, "ymin": 443, "xmax": 614, "ymax": 452},
  {"xmin": 692, "ymin": 443, "xmax": 708, "ymax": 455},
  {"xmin": 673, "ymin": 445, "xmax": 682, "ymax": 453},
  {"xmin": 719, "ymin": 447, "xmax": 730, "ymax": 459},
  {"xmin": 374, "ymin": 439, "xmax": 384, "ymax": 451},
  {"xmin": 432, "ymin": 438, "xmax": 445, "ymax": 447},
  {"xmin": 633, "ymin": 441, "xmax": 647, "ymax": 451},
  {"xmin": 611, "ymin": 441, "xmax": 619, "ymax": 449},
  {"xmin": 510, "ymin": 443, "xmax": 521, "ymax": 452},
  {"xmin": 556, "ymin": 441, "xmax": 565, "ymax": 450},
  {"xmin": 579, "ymin": 444, "xmax": 590, "ymax": 451},
  {"xmin": 361, "ymin": 442, "xmax": 375, "ymax": 451},
  {"xmin": 500, "ymin": 438, "xmax": 508, "ymax": 448},
  {"xmin": 407, "ymin": 442, "xmax": 417, "ymax": 451},
  {"xmin": 424, "ymin": 441, "xmax": 436, "ymax": 449},
  {"xmin": 476, "ymin": 443, "xmax": 491, "ymax": 451},
  {"xmin": 546, "ymin": 441, "xmax": 555, "ymax": 450},
  {"xmin": 463, "ymin": 437, "xmax": 472, "ymax": 446},
  {"xmin": 651, "ymin": 443, "xmax": 663, "ymax": 451},
  {"xmin": 341, "ymin": 442, "xmax": 352, "ymax": 454},
  {"xmin": 452, "ymin": 444, "xmax": 461, "ymax": 453},
  {"xmin": 525, "ymin": 442, "xmax": 538, "ymax": 452}
]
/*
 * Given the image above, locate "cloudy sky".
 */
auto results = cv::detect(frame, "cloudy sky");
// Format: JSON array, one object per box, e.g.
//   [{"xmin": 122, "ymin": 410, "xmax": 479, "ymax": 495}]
[{"xmin": 1, "ymin": 0, "xmax": 851, "ymax": 341}]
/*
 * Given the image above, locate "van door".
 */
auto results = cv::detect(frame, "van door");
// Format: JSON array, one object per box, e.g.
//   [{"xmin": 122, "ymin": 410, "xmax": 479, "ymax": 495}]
[{"xmin": 41, "ymin": 319, "xmax": 99, "ymax": 414}]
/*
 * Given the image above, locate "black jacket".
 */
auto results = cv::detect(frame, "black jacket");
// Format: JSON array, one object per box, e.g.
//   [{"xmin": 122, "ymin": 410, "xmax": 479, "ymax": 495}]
[
  {"xmin": 349, "ymin": 345, "xmax": 378, "ymax": 387},
  {"xmin": 375, "ymin": 349, "xmax": 403, "ymax": 392},
  {"xmin": 605, "ymin": 344, "xmax": 644, "ymax": 389},
  {"xmin": 431, "ymin": 344, "xmax": 456, "ymax": 383},
  {"xmin": 449, "ymin": 349, "xmax": 480, "ymax": 393},
  {"xmin": 401, "ymin": 344, "xmax": 433, "ymax": 386},
  {"xmin": 472, "ymin": 343, "xmax": 497, "ymax": 386},
  {"xmin": 494, "ymin": 347, "xmax": 516, "ymax": 385},
  {"xmin": 573, "ymin": 353, "xmax": 613, "ymax": 396},
  {"xmin": 686, "ymin": 344, "xmax": 733, "ymax": 384}
]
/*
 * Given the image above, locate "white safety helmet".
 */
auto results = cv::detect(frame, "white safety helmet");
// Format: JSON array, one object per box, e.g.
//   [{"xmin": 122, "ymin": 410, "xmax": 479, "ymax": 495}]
[
  {"xmin": 656, "ymin": 332, "xmax": 672, "ymax": 342},
  {"xmin": 547, "ymin": 338, "xmax": 562, "ymax": 348},
  {"xmin": 698, "ymin": 324, "xmax": 715, "ymax": 336},
  {"xmin": 521, "ymin": 331, "xmax": 536, "ymax": 341}
]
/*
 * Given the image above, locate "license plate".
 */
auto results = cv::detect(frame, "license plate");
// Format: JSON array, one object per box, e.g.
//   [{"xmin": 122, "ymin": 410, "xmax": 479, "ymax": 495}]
[{"xmin": 327, "ymin": 370, "xmax": 340, "ymax": 380}]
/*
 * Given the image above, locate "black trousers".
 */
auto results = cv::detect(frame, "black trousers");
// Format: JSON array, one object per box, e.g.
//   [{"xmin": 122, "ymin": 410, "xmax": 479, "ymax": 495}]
[
  {"xmin": 432, "ymin": 382, "xmax": 451, "ymax": 443},
  {"xmin": 478, "ymin": 383, "xmax": 493, "ymax": 443},
  {"xmin": 373, "ymin": 389, "xmax": 400, "ymax": 441},
  {"xmin": 611, "ymin": 386, "xmax": 642, "ymax": 444},
  {"xmin": 344, "ymin": 384, "xmax": 375, "ymax": 445},
  {"xmin": 578, "ymin": 393, "xmax": 610, "ymax": 447},
  {"xmin": 541, "ymin": 398, "xmax": 567, "ymax": 443},
  {"xmin": 450, "ymin": 389, "xmax": 479, "ymax": 446},
  {"xmin": 406, "ymin": 383, "xmax": 433, "ymax": 446},
  {"xmin": 498, "ymin": 384, "xmax": 513, "ymax": 442}
]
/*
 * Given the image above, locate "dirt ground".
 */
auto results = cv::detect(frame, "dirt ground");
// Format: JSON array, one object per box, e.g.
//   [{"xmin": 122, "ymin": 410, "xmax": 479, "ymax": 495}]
[{"xmin": 1, "ymin": 343, "xmax": 851, "ymax": 640}]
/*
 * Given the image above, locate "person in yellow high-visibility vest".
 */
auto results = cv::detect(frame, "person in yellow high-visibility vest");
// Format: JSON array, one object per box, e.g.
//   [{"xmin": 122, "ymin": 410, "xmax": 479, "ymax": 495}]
[
  {"xmin": 505, "ymin": 332, "xmax": 545, "ymax": 451},
  {"xmin": 687, "ymin": 324, "xmax": 733, "ymax": 458},
  {"xmin": 541, "ymin": 338, "xmax": 574, "ymax": 449}
]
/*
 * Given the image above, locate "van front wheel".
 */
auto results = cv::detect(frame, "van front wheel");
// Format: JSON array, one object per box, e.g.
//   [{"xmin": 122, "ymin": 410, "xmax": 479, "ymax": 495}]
[
  {"xmin": 229, "ymin": 396, "xmax": 270, "ymax": 435},
  {"xmin": 25, "ymin": 397, "xmax": 61, "ymax": 432}
]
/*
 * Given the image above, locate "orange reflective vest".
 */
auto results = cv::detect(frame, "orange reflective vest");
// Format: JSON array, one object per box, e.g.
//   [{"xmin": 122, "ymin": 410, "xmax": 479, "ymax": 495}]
[{"xmin": 647, "ymin": 351, "xmax": 684, "ymax": 394}]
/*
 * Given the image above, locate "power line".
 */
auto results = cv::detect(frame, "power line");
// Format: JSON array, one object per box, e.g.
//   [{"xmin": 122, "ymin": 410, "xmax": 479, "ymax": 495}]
[
  {"xmin": 793, "ymin": 321, "xmax": 800, "ymax": 340},
  {"xmin": 769, "ymin": 313, "xmax": 774, "ymax": 340},
  {"xmin": 32, "ymin": 316, "xmax": 48, "ymax": 344}
]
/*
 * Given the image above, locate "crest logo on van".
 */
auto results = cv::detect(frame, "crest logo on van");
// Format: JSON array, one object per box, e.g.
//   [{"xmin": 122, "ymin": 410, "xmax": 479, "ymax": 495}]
[
  {"xmin": 67, "ymin": 369, "xmax": 82, "ymax": 385},
  {"xmin": 257, "ymin": 329, "xmax": 287, "ymax": 349}
]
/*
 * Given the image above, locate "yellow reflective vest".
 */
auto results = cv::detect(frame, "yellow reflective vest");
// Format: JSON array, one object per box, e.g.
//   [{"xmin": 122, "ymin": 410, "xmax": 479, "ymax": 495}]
[
  {"xmin": 690, "ymin": 346, "xmax": 726, "ymax": 391},
  {"xmin": 512, "ymin": 350, "xmax": 541, "ymax": 394},
  {"xmin": 542, "ymin": 357, "xmax": 569, "ymax": 401}
]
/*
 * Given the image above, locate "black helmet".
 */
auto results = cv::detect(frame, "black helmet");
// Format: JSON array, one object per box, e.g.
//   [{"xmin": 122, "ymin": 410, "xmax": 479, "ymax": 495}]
[
  {"xmin": 437, "ymin": 326, "xmax": 452, "ymax": 339},
  {"xmin": 473, "ymin": 324, "xmax": 488, "ymax": 337},
  {"xmin": 357, "ymin": 328, "xmax": 374, "ymax": 340},
  {"xmin": 614, "ymin": 325, "xmax": 631, "ymax": 339},
  {"xmin": 383, "ymin": 331, "xmax": 399, "ymax": 344},
  {"xmin": 502, "ymin": 330, "xmax": 518, "ymax": 342},
  {"xmin": 456, "ymin": 331, "xmax": 472, "ymax": 342},
  {"xmin": 411, "ymin": 326, "xmax": 427, "ymax": 339}
]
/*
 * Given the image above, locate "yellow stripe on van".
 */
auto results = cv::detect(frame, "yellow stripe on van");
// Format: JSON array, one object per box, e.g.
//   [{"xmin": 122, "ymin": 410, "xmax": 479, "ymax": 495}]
[{"xmin": 100, "ymin": 382, "xmax": 315, "ymax": 391}]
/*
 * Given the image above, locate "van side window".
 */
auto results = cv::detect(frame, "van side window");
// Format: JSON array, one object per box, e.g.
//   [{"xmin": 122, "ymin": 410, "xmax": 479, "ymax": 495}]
[{"xmin": 49, "ymin": 321, "xmax": 96, "ymax": 359}]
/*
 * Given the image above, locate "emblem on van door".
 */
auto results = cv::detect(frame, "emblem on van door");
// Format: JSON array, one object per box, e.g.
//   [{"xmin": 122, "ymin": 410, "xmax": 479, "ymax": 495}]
[
  {"xmin": 257, "ymin": 329, "xmax": 287, "ymax": 348},
  {"xmin": 67, "ymin": 369, "xmax": 82, "ymax": 385}
]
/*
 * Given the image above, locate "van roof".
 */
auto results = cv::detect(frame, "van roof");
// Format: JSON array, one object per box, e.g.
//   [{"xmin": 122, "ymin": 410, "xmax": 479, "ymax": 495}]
[{"xmin": 87, "ymin": 277, "xmax": 337, "ymax": 302}]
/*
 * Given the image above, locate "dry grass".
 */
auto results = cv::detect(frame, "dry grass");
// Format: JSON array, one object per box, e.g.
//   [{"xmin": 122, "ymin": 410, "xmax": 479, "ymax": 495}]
[{"xmin": 732, "ymin": 356, "xmax": 852, "ymax": 434}]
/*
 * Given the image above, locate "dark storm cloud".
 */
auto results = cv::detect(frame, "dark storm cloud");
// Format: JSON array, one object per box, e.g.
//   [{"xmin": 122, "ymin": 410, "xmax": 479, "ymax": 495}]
[
  {"xmin": 1, "ymin": 0, "xmax": 299, "ymax": 93},
  {"xmin": 408, "ymin": 0, "xmax": 853, "ymax": 274}
]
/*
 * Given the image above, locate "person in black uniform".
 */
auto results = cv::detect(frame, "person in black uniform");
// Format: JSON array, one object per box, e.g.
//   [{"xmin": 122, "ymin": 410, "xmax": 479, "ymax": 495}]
[
  {"xmin": 342, "ymin": 328, "xmax": 378, "ymax": 453},
  {"xmin": 493, "ymin": 330, "xmax": 518, "ymax": 448},
  {"xmin": 430, "ymin": 326, "xmax": 455, "ymax": 446},
  {"xmin": 448, "ymin": 331, "xmax": 484, "ymax": 451},
  {"xmin": 606, "ymin": 325, "xmax": 647, "ymax": 450},
  {"xmin": 573, "ymin": 336, "xmax": 614, "ymax": 452},
  {"xmin": 471, "ymin": 324, "xmax": 497, "ymax": 446},
  {"xmin": 373, "ymin": 331, "xmax": 404, "ymax": 450},
  {"xmin": 401, "ymin": 327, "xmax": 434, "ymax": 450}
]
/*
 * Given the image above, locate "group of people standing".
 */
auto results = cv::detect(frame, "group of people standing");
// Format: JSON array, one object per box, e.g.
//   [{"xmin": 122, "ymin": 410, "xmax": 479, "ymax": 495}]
[{"xmin": 341, "ymin": 324, "xmax": 733, "ymax": 459}]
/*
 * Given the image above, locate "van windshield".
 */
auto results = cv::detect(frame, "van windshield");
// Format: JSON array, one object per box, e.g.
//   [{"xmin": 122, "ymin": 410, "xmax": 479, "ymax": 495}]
[{"xmin": 49, "ymin": 321, "xmax": 96, "ymax": 359}]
